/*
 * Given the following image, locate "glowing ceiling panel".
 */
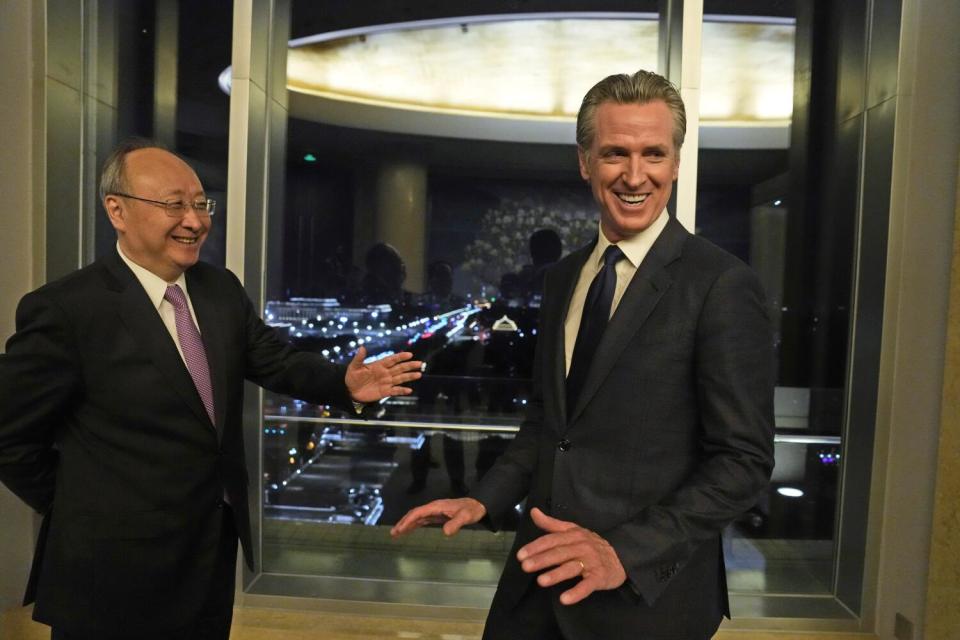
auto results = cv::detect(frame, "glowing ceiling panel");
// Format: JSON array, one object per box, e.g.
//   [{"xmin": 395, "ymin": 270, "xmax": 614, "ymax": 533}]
[
  {"xmin": 288, "ymin": 18, "xmax": 659, "ymax": 119},
  {"xmin": 285, "ymin": 15, "xmax": 794, "ymax": 124}
]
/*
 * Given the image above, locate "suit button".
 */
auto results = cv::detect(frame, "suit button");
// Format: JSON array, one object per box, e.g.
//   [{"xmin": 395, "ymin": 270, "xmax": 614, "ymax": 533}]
[
  {"xmin": 216, "ymin": 499, "xmax": 225, "ymax": 509},
  {"xmin": 557, "ymin": 439, "xmax": 571, "ymax": 452}
]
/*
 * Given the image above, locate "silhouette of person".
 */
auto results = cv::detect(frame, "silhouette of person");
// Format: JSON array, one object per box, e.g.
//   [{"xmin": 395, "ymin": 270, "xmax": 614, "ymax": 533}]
[
  {"xmin": 518, "ymin": 228, "xmax": 562, "ymax": 299},
  {"xmin": 408, "ymin": 260, "xmax": 469, "ymax": 497},
  {"xmin": 360, "ymin": 242, "xmax": 411, "ymax": 306},
  {"xmin": 421, "ymin": 260, "xmax": 465, "ymax": 312}
]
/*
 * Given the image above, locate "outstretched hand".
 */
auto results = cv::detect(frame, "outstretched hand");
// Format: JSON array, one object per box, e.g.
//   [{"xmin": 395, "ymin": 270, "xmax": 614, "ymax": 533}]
[
  {"xmin": 517, "ymin": 508, "xmax": 627, "ymax": 605},
  {"xmin": 345, "ymin": 346, "xmax": 423, "ymax": 403},
  {"xmin": 390, "ymin": 497, "xmax": 487, "ymax": 538}
]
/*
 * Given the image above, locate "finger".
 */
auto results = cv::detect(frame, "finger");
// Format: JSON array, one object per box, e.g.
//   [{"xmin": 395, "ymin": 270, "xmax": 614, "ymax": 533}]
[
  {"xmin": 394, "ymin": 499, "xmax": 473, "ymax": 535},
  {"xmin": 530, "ymin": 507, "xmax": 577, "ymax": 533},
  {"xmin": 517, "ymin": 529, "xmax": 587, "ymax": 561},
  {"xmin": 392, "ymin": 371, "xmax": 423, "ymax": 384},
  {"xmin": 392, "ymin": 510, "xmax": 445, "ymax": 536},
  {"xmin": 385, "ymin": 385, "xmax": 412, "ymax": 397},
  {"xmin": 442, "ymin": 510, "xmax": 473, "ymax": 536},
  {"xmin": 390, "ymin": 517, "xmax": 420, "ymax": 537},
  {"xmin": 536, "ymin": 559, "xmax": 585, "ymax": 587},
  {"xmin": 378, "ymin": 351, "xmax": 414, "ymax": 368},
  {"xmin": 559, "ymin": 577, "xmax": 598, "ymax": 606},
  {"xmin": 392, "ymin": 360, "xmax": 425, "ymax": 373},
  {"xmin": 391, "ymin": 503, "xmax": 449, "ymax": 536},
  {"xmin": 442, "ymin": 502, "xmax": 485, "ymax": 536},
  {"xmin": 520, "ymin": 543, "xmax": 583, "ymax": 573},
  {"xmin": 348, "ymin": 345, "xmax": 368, "ymax": 368},
  {"xmin": 392, "ymin": 514, "xmax": 449, "ymax": 537}
]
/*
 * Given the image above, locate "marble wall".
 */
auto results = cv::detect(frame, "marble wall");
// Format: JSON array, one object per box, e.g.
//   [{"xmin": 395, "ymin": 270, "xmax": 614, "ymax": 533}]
[{"xmin": 924, "ymin": 159, "xmax": 960, "ymax": 640}]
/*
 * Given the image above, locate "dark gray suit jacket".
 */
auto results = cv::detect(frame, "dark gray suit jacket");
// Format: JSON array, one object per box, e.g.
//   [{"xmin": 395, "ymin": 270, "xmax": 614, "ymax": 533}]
[
  {"xmin": 472, "ymin": 216, "xmax": 775, "ymax": 639},
  {"xmin": 0, "ymin": 251, "xmax": 353, "ymax": 636}
]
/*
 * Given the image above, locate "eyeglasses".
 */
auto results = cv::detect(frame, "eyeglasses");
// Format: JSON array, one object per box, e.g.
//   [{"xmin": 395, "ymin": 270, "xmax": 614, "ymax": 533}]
[{"xmin": 110, "ymin": 192, "xmax": 217, "ymax": 216}]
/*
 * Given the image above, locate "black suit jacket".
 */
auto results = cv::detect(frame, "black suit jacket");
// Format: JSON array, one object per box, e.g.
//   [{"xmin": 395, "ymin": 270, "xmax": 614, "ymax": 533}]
[
  {"xmin": 471, "ymin": 216, "xmax": 775, "ymax": 639},
  {"xmin": 0, "ymin": 251, "xmax": 353, "ymax": 636}
]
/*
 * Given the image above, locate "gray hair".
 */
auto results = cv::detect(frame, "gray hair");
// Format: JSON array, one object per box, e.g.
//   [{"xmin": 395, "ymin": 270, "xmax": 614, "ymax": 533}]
[
  {"xmin": 575, "ymin": 70, "xmax": 687, "ymax": 155},
  {"xmin": 98, "ymin": 138, "xmax": 168, "ymax": 204}
]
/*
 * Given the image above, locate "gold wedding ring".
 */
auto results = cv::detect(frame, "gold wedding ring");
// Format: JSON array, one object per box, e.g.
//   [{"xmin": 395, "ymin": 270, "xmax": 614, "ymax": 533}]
[{"xmin": 578, "ymin": 560, "xmax": 586, "ymax": 574}]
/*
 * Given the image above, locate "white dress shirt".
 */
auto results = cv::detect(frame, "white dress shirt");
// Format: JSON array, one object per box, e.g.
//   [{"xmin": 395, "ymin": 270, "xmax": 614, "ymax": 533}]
[
  {"xmin": 564, "ymin": 211, "xmax": 669, "ymax": 375},
  {"xmin": 117, "ymin": 243, "xmax": 202, "ymax": 367}
]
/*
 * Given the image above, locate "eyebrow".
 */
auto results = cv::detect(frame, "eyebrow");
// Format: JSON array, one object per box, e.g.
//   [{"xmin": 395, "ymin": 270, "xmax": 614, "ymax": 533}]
[
  {"xmin": 642, "ymin": 143, "xmax": 671, "ymax": 153},
  {"xmin": 157, "ymin": 189, "xmax": 206, "ymax": 199},
  {"xmin": 596, "ymin": 143, "xmax": 671, "ymax": 155},
  {"xmin": 597, "ymin": 144, "xmax": 628, "ymax": 154}
]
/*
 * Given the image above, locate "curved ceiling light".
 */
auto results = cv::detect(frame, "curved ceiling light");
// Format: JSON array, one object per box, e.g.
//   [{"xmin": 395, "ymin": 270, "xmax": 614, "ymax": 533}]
[
  {"xmin": 219, "ymin": 13, "xmax": 794, "ymax": 146},
  {"xmin": 287, "ymin": 14, "xmax": 660, "ymax": 120}
]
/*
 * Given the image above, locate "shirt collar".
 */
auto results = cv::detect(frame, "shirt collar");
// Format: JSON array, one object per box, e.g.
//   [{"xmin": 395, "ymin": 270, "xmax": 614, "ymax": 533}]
[
  {"xmin": 592, "ymin": 209, "xmax": 670, "ymax": 269},
  {"xmin": 116, "ymin": 243, "xmax": 189, "ymax": 310}
]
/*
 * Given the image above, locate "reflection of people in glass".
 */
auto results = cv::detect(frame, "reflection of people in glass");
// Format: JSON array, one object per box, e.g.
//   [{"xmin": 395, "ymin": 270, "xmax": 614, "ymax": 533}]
[
  {"xmin": 406, "ymin": 432, "xmax": 468, "ymax": 497},
  {"xmin": 420, "ymin": 260, "xmax": 465, "ymax": 312},
  {"xmin": 410, "ymin": 261, "xmax": 470, "ymax": 496},
  {"xmin": 497, "ymin": 271, "xmax": 524, "ymax": 306},
  {"xmin": 0, "ymin": 141, "xmax": 424, "ymax": 640},
  {"xmin": 393, "ymin": 70, "xmax": 774, "ymax": 640},
  {"xmin": 360, "ymin": 241, "xmax": 411, "ymax": 306},
  {"xmin": 518, "ymin": 228, "xmax": 562, "ymax": 298}
]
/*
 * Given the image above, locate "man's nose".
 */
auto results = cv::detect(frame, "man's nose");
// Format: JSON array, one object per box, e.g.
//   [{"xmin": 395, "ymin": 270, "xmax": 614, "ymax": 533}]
[
  {"xmin": 622, "ymin": 157, "xmax": 646, "ymax": 188},
  {"xmin": 178, "ymin": 208, "xmax": 206, "ymax": 230}
]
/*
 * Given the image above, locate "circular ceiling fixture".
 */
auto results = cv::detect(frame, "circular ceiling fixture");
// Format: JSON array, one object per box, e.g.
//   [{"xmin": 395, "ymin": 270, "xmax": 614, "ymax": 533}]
[{"xmin": 220, "ymin": 13, "xmax": 794, "ymax": 146}]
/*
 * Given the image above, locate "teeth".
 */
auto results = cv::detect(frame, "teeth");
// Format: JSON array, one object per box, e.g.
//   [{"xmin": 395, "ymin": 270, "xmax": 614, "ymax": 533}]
[
  {"xmin": 618, "ymin": 193, "xmax": 647, "ymax": 204},
  {"xmin": 173, "ymin": 237, "xmax": 198, "ymax": 244}
]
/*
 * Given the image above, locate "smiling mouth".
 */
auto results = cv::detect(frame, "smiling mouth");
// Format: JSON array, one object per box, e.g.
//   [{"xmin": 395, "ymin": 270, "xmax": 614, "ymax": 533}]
[
  {"xmin": 172, "ymin": 236, "xmax": 200, "ymax": 245},
  {"xmin": 616, "ymin": 193, "xmax": 649, "ymax": 205}
]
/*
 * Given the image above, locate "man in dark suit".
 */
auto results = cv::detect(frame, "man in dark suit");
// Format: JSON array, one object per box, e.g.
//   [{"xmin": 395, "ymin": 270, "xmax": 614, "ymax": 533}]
[
  {"xmin": 0, "ymin": 141, "xmax": 422, "ymax": 639},
  {"xmin": 392, "ymin": 70, "xmax": 775, "ymax": 639}
]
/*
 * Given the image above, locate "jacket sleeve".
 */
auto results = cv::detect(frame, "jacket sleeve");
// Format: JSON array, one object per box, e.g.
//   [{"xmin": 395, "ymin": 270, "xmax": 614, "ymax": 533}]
[
  {"xmin": 469, "ymin": 329, "xmax": 544, "ymax": 528},
  {"xmin": 468, "ymin": 262, "xmax": 564, "ymax": 528},
  {"xmin": 229, "ymin": 271, "xmax": 355, "ymax": 412},
  {"xmin": 603, "ymin": 263, "xmax": 776, "ymax": 605},
  {"xmin": 0, "ymin": 290, "xmax": 81, "ymax": 514}
]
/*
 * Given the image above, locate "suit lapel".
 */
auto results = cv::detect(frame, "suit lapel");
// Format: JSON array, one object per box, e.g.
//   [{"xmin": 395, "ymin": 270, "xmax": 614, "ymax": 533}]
[
  {"xmin": 567, "ymin": 217, "xmax": 688, "ymax": 425},
  {"xmin": 103, "ymin": 253, "xmax": 217, "ymax": 434},
  {"xmin": 546, "ymin": 241, "xmax": 595, "ymax": 430},
  {"xmin": 186, "ymin": 269, "xmax": 228, "ymax": 434}
]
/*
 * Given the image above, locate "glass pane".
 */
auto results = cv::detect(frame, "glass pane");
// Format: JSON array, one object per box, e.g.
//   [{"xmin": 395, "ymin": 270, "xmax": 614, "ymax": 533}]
[
  {"xmin": 697, "ymin": 0, "xmax": 846, "ymax": 598},
  {"xmin": 261, "ymin": 2, "xmax": 661, "ymax": 588},
  {"xmin": 89, "ymin": 0, "xmax": 231, "ymax": 267}
]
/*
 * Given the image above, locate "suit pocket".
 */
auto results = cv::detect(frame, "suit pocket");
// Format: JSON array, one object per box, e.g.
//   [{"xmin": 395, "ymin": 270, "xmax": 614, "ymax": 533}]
[
  {"xmin": 91, "ymin": 509, "xmax": 213, "ymax": 631},
  {"xmin": 93, "ymin": 509, "xmax": 184, "ymax": 540}
]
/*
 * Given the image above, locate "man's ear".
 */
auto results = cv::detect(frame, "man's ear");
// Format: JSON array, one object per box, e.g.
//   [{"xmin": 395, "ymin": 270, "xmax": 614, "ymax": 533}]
[
  {"xmin": 577, "ymin": 148, "xmax": 590, "ymax": 181},
  {"xmin": 104, "ymin": 196, "xmax": 126, "ymax": 232}
]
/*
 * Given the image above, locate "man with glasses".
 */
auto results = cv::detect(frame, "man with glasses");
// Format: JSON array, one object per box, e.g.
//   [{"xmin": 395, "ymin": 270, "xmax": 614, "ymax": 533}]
[{"xmin": 0, "ymin": 140, "xmax": 423, "ymax": 639}]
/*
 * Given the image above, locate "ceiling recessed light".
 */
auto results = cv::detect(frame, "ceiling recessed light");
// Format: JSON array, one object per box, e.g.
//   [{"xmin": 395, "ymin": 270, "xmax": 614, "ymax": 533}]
[{"xmin": 777, "ymin": 487, "xmax": 804, "ymax": 498}]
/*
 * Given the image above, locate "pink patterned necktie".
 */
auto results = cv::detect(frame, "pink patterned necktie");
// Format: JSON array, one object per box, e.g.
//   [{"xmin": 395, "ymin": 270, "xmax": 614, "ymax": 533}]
[{"xmin": 164, "ymin": 284, "xmax": 215, "ymax": 426}]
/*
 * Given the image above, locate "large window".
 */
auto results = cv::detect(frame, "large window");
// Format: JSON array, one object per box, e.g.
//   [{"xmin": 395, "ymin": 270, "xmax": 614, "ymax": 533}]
[
  {"xmin": 84, "ymin": 0, "xmax": 233, "ymax": 266},
  {"xmin": 693, "ymin": 3, "xmax": 844, "ymax": 601},
  {"xmin": 243, "ymin": 0, "xmax": 892, "ymax": 623},
  {"xmin": 255, "ymin": 3, "xmax": 668, "ymax": 597},
  {"xmin": 47, "ymin": 0, "xmax": 901, "ymax": 627}
]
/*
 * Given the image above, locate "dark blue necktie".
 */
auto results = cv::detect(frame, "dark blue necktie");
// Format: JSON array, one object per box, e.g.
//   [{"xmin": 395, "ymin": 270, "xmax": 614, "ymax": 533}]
[{"xmin": 566, "ymin": 245, "xmax": 624, "ymax": 414}]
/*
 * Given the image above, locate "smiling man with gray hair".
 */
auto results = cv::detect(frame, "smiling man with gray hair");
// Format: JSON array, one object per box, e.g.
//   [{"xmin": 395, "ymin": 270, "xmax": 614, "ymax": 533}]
[{"xmin": 393, "ymin": 70, "xmax": 775, "ymax": 640}]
